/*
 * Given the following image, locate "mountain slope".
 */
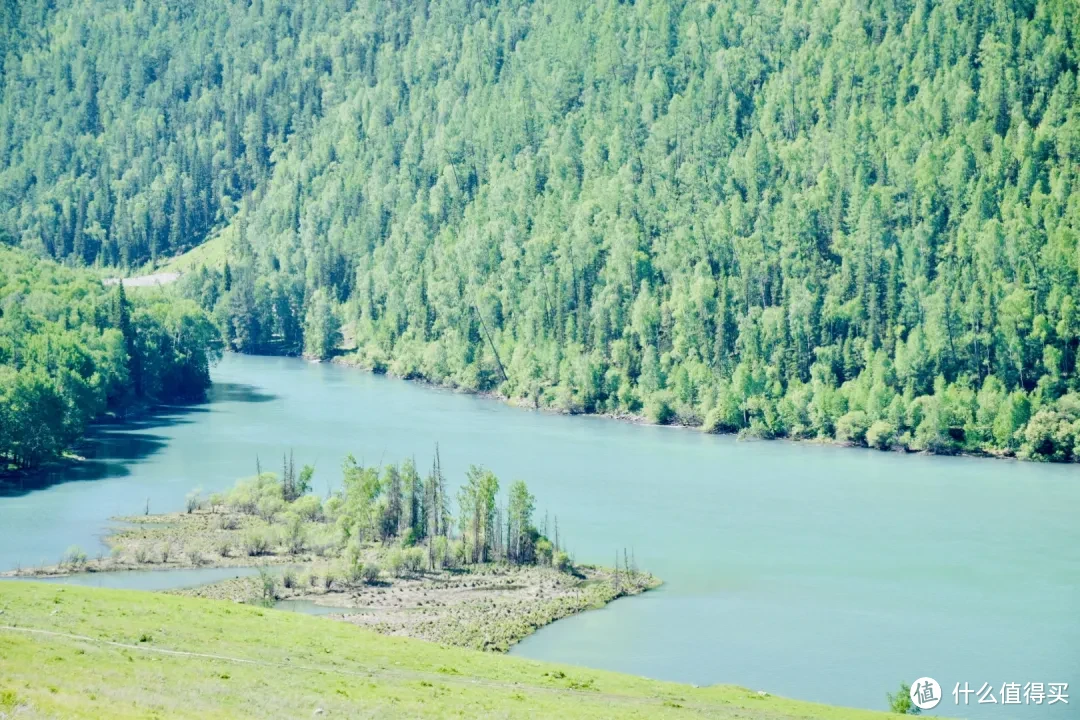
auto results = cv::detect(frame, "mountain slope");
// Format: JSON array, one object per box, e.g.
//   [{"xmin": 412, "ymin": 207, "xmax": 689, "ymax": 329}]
[{"xmin": 2, "ymin": 0, "xmax": 1080, "ymax": 459}]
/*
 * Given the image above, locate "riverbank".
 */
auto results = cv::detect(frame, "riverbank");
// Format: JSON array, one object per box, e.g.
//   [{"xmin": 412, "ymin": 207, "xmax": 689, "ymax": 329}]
[
  {"xmin": 4, "ymin": 507, "xmax": 659, "ymax": 653},
  {"xmin": 0, "ymin": 582, "xmax": 896, "ymax": 719},
  {"xmin": 330, "ymin": 351, "xmax": 1015, "ymax": 462},
  {"xmin": 175, "ymin": 562, "xmax": 651, "ymax": 652}
]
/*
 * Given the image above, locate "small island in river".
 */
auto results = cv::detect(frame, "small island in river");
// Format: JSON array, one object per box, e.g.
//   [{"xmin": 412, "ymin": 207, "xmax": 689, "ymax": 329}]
[{"xmin": 6, "ymin": 451, "xmax": 658, "ymax": 652}]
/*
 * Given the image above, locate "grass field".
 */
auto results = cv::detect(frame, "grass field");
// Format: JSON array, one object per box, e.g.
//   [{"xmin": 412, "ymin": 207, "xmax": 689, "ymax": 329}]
[{"xmin": 0, "ymin": 582, "xmax": 896, "ymax": 719}]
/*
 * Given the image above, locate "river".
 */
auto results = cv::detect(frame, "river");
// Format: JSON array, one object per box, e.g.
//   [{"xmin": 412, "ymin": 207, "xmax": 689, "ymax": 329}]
[{"xmin": 1, "ymin": 353, "xmax": 1076, "ymax": 717}]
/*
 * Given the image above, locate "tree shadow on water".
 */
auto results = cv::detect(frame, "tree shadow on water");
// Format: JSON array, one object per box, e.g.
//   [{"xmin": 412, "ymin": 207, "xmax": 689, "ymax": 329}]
[
  {"xmin": 0, "ymin": 383, "xmax": 277, "ymax": 498},
  {"xmin": 207, "ymin": 382, "xmax": 278, "ymax": 404},
  {"xmin": 2, "ymin": 407, "xmax": 195, "ymax": 498}
]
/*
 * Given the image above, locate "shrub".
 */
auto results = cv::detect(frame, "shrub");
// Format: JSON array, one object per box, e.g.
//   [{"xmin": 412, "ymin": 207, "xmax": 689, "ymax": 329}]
[
  {"xmin": 207, "ymin": 492, "xmax": 226, "ymax": 513},
  {"xmin": 384, "ymin": 548, "xmax": 406, "ymax": 577},
  {"xmin": 361, "ymin": 563, "xmax": 380, "ymax": 583},
  {"xmin": 0, "ymin": 689, "xmax": 18, "ymax": 709},
  {"xmin": 403, "ymin": 547, "xmax": 425, "ymax": 574},
  {"xmin": 187, "ymin": 549, "xmax": 206, "ymax": 567},
  {"xmin": 450, "ymin": 539, "xmax": 467, "ymax": 568},
  {"xmin": 281, "ymin": 567, "xmax": 297, "ymax": 589},
  {"xmin": 215, "ymin": 539, "xmax": 232, "ymax": 557},
  {"xmin": 322, "ymin": 568, "xmax": 336, "ymax": 590},
  {"xmin": 886, "ymin": 682, "xmax": 918, "ymax": 714},
  {"xmin": 342, "ymin": 540, "xmax": 364, "ymax": 584},
  {"xmin": 431, "ymin": 536, "xmax": 450, "ymax": 569},
  {"xmin": 535, "ymin": 538, "xmax": 553, "ymax": 566},
  {"xmin": 323, "ymin": 494, "xmax": 345, "ymax": 522},
  {"xmin": 243, "ymin": 530, "xmax": 271, "ymax": 556},
  {"xmin": 644, "ymin": 393, "xmax": 675, "ymax": 425},
  {"xmin": 291, "ymin": 494, "xmax": 323, "ymax": 522},
  {"xmin": 553, "ymin": 551, "xmax": 572, "ymax": 573},
  {"xmin": 216, "ymin": 514, "xmax": 240, "ymax": 531},
  {"xmin": 835, "ymin": 411, "xmax": 870, "ymax": 444},
  {"xmin": 63, "ymin": 545, "xmax": 87, "ymax": 567},
  {"xmin": 256, "ymin": 566, "xmax": 277, "ymax": 607},
  {"xmin": 1019, "ymin": 409, "xmax": 1078, "ymax": 462},
  {"xmin": 185, "ymin": 487, "xmax": 203, "ymax": 513},
  {"xmin": 283, "ymin": 513, "xmax": 307, "ymax": 554},
  {"xmin": 256, "ymin": 496, "xmax": 285, "ymax": 523},
  {"xmin": 866, "ymin": 420, "xmax": 897, "ymax": 450},
  {"xmin": 338, "ymin": 559, "xmax": 361, "ymax": 585},
  {"xmin": 159, "ymin": 544, "xmax": 173, "ymax": 563},
  {"xmin": 225, "ymin": 473, "xmax": 285, "ymax": 515},
  {"xmin": 133, "ymin": 546, "xmax": 150, "ymax": 564}
]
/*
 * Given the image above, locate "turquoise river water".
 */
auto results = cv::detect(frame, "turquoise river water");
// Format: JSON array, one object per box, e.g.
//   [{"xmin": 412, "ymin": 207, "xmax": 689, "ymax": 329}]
[{"xmin": 1, "ymin": 354, "xmax": 1076, "ymax": 717}]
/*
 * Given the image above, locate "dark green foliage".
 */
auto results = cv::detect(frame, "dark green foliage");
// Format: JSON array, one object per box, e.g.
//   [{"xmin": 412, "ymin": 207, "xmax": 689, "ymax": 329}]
[
  {"xmin": 3, "ymin": 0, "xmax": 1080, "ymax": 459},
  {"xmin": 0, "ymin": 247, "xmax": 220, "ymax": 470}
]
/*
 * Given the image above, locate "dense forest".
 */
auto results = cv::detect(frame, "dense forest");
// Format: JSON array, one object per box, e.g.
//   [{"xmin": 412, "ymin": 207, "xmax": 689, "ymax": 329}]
[
  {"xmin": 2, "ymin": 0, "xmax": 1080, "ymax": 460},
  {"xmin": 0, "ymin": 246, "xmax": 220, "ymax": 470}
]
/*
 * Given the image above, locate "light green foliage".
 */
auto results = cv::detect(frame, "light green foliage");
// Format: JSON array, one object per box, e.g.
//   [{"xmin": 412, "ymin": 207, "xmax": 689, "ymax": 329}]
[
  {"xmin": 866, "ymin": 421, "xmax": 897, "ymax": 451},
  {"xmin": 207, "ymin": 493, "xmax": 226, "ymax": 513},
  {"xmin": 290, "ymin": 494, "xmax": 322, "ymax": 522},
  {"xmin": 507, "ymin": 480, "xmax": 537, "ymax": 565},
  {"xmin": 256, "ymin": 566, "xmax": 277, "ymax": 607},
  {"xmin": 185, "ymin": 487, "xmax": 203, "ymax": 514},
  {"xmin": 384, "ymin": 548, "xmax": 406, "ymax": 578},
  {"xmin": 0, "ymin": 582, "xmax": 894, "ymax": 719},
  {"xmin": 0, "ymin": 248, "xmax": 219, "ymax": 469},
  {"xmin": 256, "ymin": 495, "xmax": 285, "ymax": 523},
  {"xmin": 1019, "ymin": 403, "xmax": 1080, "ymax": 461},
  {"xmin": 835, "ymin": 412, "xmax": 870, "ymax": 445},
  {"xmin": 402, "ymin": 547, "xmax": 426, "ymax": 574},
  {"xmin": 226, "ymin": 473, "xmax": 284, "ymax": 515},
  {"xmin": 2, "ymin": 0, "xmax": 1080, "ymax": 461},
  {"xmin": 361, "ymin": 562, "xmax": 381, "ymax": 583},
  {"xmin": 303, "ymin": 289, "xmax": 341, "ymax": 360},
  {"xmin": 342, "ymin": 539, "xmax": 364, "ymax": 584},
  {"xmin": 338, "ymin": 455, "xmax": 383, "ymax": 542},
  {"xmin": 458, "ymin": 466, "xmax": 500, "ymax": 563},
  {"xmin": 62, "ymin": 545, "xmax": 87, "ymax": 568},
  {"xmin": 885, "ymin": 683, "xmax": 920, "ymax": 715},
  {"xmin": 282, "ymin": 513, "xmax": 307, "ymax": 555},
  {"xmin": 243, "ymin": 529, "xmax": 272, "ymax": 557}
]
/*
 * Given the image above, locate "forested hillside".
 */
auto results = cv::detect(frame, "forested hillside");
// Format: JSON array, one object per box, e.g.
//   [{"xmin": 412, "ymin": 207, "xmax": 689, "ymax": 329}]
[
  {"xmin": 2, "ymin": 0, "xmax": 1080, "ymax": 460},
  {"xmin": 0, "ymin": 247, "xmax": 219, "ymax": 470}
]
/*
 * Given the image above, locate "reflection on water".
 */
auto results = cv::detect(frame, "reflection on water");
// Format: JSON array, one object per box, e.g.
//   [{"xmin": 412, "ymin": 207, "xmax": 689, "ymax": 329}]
[{"xmin": 208, "ymin": 382, "xmax": 279, "ymax": 404}]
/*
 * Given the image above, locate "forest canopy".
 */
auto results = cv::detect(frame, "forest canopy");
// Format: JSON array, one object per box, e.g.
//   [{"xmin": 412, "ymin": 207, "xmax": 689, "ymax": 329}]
[
  {"xmin": 1, "ymin": 0, "xmax": 1079, "ymax": 460},
  {"xmin": 0, "ymin": 247, "xmax": 220, "ymax": 470}
]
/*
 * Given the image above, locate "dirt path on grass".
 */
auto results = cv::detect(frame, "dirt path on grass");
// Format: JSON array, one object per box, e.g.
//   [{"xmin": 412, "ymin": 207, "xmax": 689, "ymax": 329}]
[
  {"xmin": 0, "ymin": 624, "xmax": 729, "ymax": 716},
  {"xmin": 103, "ymin": 272, "xmax": 180, "ymax": 287}
]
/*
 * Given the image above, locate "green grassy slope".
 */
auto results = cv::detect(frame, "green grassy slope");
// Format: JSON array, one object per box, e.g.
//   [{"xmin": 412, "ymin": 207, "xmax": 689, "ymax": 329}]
[{"xmin": 0, "ymin": 582, "xmax": 892, "ymax": 719}]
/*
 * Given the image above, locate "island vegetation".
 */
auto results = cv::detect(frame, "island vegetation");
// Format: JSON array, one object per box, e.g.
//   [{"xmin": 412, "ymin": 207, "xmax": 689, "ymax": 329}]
[
  {"xmin": 8, "ymin": 450, "xmax": 657, "ymax": 652},
  {"xmin": 2, "ymin": 0, "xmax": 1080, "ymax": 461},
  {"xmin": 0, "ymin": 246, "xmax": 220, "ymax": 472}
]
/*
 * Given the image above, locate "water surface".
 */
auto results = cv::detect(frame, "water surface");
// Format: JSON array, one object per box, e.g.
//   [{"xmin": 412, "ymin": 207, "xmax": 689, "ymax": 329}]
[{"xmin": 1, "ymin": 354, "xmax": 1076, "ymax": 717}]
